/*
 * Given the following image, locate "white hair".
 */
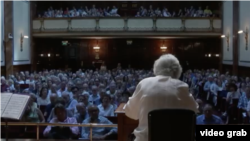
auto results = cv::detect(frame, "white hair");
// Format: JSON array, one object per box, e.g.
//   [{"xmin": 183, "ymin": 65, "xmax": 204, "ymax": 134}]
[{"xmin": 153, "ymin": 54, "xmax": 182, "ymax": 79}]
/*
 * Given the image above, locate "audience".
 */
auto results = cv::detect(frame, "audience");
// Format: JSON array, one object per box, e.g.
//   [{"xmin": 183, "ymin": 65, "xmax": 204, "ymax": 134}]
[
  {"xmin": 37, "ymin": 4, "xmax": 217, "ymax": 18},
  {"xmin": 1, "ymin": 66, "xmax": 250, "ymax": 139}
]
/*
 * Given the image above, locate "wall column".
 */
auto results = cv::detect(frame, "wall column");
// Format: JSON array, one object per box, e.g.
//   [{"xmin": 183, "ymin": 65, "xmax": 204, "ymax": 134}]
[
  {"xmin": 232, "ymin": 1, "xmax": 239, "ymax": 75},
  {"xmin": 4, "ymin": 1, "xmax": 13, "ymax": 76}
]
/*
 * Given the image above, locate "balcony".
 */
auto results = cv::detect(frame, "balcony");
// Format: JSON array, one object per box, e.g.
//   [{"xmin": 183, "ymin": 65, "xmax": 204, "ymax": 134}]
[{"xmin": 32, "ymin": 17, "xmax": 221, "ymax": 37}]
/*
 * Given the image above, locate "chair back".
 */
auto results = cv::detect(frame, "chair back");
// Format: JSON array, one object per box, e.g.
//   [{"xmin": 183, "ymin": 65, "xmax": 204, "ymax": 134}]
[{"xmin": 148, "ymin": 109, "xmax": 196, "ymax": 141}]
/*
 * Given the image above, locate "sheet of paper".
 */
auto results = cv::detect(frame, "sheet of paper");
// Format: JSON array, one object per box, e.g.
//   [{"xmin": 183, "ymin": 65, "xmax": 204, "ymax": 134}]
[
  {"xmin": 1, "ymin": 93, "xmax": 13, "ymax": 115},
  {"xmin": 2, "ymin": 94, "xmax": 30, "ymax": 120},
  {"xmin": 123, "ymin": 104, "xmax": 126, "ymax": 110}
]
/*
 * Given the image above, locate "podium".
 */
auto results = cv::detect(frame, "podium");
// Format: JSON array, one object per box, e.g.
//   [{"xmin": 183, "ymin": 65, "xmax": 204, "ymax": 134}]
[{"xmin": 115, "ymin": 103, "xmax": 138, "ymax": 141}]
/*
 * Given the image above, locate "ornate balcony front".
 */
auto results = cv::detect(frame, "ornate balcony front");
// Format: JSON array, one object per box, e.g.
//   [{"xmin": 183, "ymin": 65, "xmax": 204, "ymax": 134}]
[{"xmin": 32, "ymin": 17, "xmax": 221, "ymax": 37}]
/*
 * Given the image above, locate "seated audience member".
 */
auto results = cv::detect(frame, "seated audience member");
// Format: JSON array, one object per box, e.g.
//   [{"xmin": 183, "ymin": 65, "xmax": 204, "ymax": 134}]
[
  {"xmin": 203, "ymin": 6, "xmax": 212, "ymax": 17},
  {"xmin": 196, "ymin": 104, "xmax": 223, "ymax": 124},
  {"xmin": 196, "ymin": 7, "xmax": 203, "ymax": 17},
  {"xmin": 226, "ymin": 83, "xmax": 240, "ymax": 105},
  {"xmin": 106, "ymin": 83, "xmax": 117, "ymax": 95},
  {"xmin": 196, "ymin": 99, "xmax": 203, "ymax": 115},
  {"xmin": 43, "ymin": 104, "xmax": 79, "ymax": 139},
  {"xmin": 62, "ymin": 91, "xmax": 78, "ymax": 116},
  {"xmin": 155, "ymin": 7, "xmax": 162, "ymax": 17},
  {"xmin": 47, "ymin": 97, "xmax": 73, "ymax": 122},
  {"xmin": 22, "ymin": 94, "xmax": 45, "ymax": 122},
  {"xmin": 89, "ymin": 85, "xmax": 101, "ymax": 105},
  {"xmin": 1, "ymin": 77, "xmax": 9, "ymax": 92},
  {"xmin": 37, "ymin": 87, "xmax": 50, "ymax": 106},
  {"xmin": 44, "ymin": 93, "xmax": 58, "ymax": 120},
  {"xmin": 81, "ymin": 105, "xmax": 117, "ymax": 139},
  {"xmin": 71, "ymin": 86, "xmax": 80, "ymax": 99},
  {"xmin": 98, "ymin": 94, "xmax": 115, "ymax": 117},
  {"xmin": 79, "ymin": 92, "xmax": 92, "ymax": 107},
  {"xmin": 238, "ymin": 86, "xmax": 250, "ymax": 111},
  {"xmin": 74, "ymin": 102, "xmax": 88, "ymax": 123},
  {"xmin": 135, "ymin": 12, "xmax": 141, "ymax": 17}
]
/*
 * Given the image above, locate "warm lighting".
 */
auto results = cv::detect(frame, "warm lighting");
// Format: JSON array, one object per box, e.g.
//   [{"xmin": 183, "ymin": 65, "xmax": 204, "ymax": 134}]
[
  {"xmin": 93, "ymin": 46, "xmax": 100, "ymax": 50},
  {"xmin": 238, "ymin": 30, "xmax": 243, "ymax": 34},
  {"xmin": 127, "ymin": 40, "xmax": 133, "ymax": 45},
  {"xmin": 48, "ymin": 54, "xmax": 50, "ymax": 57},
  {"xmin": 20, "ymin": 33, "xmax": 28, "ymax": 52},
  {"xmin": 221, "ymin": 34, "xmax": 230, "ymax": 51},
  {"xmin": 215, "ymin": 54, "xmax": 219, "ymax": 57},
  {"xmin": 160, "ymin": 46, "xmax": 167, "ymax": 50},
  {"xmin": 208, "ymin": 54, "xmax": 211, "ymax": 57},
  {"xmin": 221, "ymin": 35, "xmax": 225, "ymax": 38},
  {"xmin": 93, "ymin": 40, "xmax": 100, "ymax": 51},
  {"xmin": 238, "ymin": 28, "xmax": 248, "ymax": 50},
  {"xmin": 160, "ymin": 40, "xmax": 167, "ymax": 51}
]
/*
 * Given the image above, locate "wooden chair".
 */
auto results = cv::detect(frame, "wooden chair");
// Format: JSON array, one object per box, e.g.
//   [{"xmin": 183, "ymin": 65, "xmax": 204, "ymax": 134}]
[{"xmin": 148, "ymin": 109, "xmax": 196, "ymax": 141}]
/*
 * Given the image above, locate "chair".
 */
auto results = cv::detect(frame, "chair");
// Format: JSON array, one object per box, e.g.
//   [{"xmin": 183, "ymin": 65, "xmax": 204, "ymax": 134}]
[{"xmin": 148, "ymin": 109, "xmax": 196, "ymax": 141}]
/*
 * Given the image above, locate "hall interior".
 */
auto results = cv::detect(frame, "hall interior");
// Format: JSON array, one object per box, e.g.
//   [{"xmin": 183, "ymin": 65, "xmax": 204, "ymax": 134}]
[{"xmin": 1, "ymin": 0, "xmax": 250, "ymax": 141}]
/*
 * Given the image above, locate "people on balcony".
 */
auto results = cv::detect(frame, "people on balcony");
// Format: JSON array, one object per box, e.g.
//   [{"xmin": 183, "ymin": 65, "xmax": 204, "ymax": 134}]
[{"xmin": 42, "ymin": 5, "xmax": 120, "ymax": 18}]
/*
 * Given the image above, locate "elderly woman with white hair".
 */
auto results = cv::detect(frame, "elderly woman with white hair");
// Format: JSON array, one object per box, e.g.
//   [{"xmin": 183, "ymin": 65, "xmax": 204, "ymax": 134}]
[{"xmin": 125, "ymin": 54, "xmax": 198, "ymax": 141}]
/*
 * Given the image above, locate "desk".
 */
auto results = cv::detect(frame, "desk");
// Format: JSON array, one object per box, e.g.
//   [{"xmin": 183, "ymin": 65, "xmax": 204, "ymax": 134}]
[{"xmin": 115, "ymin": 103, "xmax": 138, "ymax": 141}]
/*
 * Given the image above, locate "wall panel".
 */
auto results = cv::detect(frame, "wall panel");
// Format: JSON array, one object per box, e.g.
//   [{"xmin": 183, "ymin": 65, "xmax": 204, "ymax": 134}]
[
  {"xmin": 13, "ymin": 1, "xmax": 30, "ymax": 65},
  {"xmin": 222, "ymin": 1, "xmax": 233, "ymax": 65}
]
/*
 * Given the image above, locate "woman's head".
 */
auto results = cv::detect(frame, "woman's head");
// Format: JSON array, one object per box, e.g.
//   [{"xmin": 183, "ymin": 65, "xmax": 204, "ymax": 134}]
[
  {"xmin": 39, "ymin": 87, "xmax": 48, "ymax": 98},
  {"xmin": 54, "ymin": 104, "xmax": 67, "ymax": 121},
  {"xmin": 153, "ymin": 54, "xmax": 182, "ymax": 79}
]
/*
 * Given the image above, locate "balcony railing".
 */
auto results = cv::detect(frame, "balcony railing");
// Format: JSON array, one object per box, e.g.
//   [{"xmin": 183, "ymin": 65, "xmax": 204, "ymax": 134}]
[
  {"xmin": 1, "ymin": 122, "xmax": 117, "ymax": 141},
  {"xmin": 33, "ymin": 17, "xmax": 221, "ymax": 33}
]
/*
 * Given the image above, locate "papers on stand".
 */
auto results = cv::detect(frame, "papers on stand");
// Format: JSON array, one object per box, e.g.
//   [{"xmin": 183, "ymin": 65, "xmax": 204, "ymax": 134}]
[
  {"xmin": 1, "ymin": 93, "xmax": 12, "ymax": 115},
  {"xmin": 1, "ymin": 93, "xmax": 30, "ymax": 120}
]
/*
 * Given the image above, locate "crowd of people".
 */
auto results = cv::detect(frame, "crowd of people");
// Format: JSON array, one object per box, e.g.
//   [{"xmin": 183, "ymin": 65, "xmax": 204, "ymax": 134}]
[
  {"xmin": 135, "ymin": 5, "xmax": 214, "ymax": 17},
  {"xmin": 0, "ymin": 63, "xmax": 143, "ymax": 139},
  {"xmin": 38, "ymin": 5, "xmax": 216, "ymax": 18},
  {"xmin": 183, "ymin": 69, "xmax": 250, "ymax": 124},
  {"xmin": 40, "ymin": 5, "xmax": 120, "ymax": 18},
  {"xmin": 1, "ymin": 63, "xmax": 249, "ymax": 139}
]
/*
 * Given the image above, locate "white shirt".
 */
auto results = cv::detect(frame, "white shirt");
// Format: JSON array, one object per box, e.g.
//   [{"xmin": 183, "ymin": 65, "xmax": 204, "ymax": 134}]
[
  {"xmin": 37, "ymin": 97, "xmax": 50, "ymax": 106},
  {"xmin": 98, "ymin": 104, "xmax": 114, "ymax": 117},
  {"xmin": 125, "ymin": 76, "xmax": 198, "ymax": 141},
  {"xmin": 37, "ymin": 97, "xmax": 50, "ymax": 105},
  {"xmin": 210, "ymin": 83, "xmax": 223, "ymax": 95}
]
